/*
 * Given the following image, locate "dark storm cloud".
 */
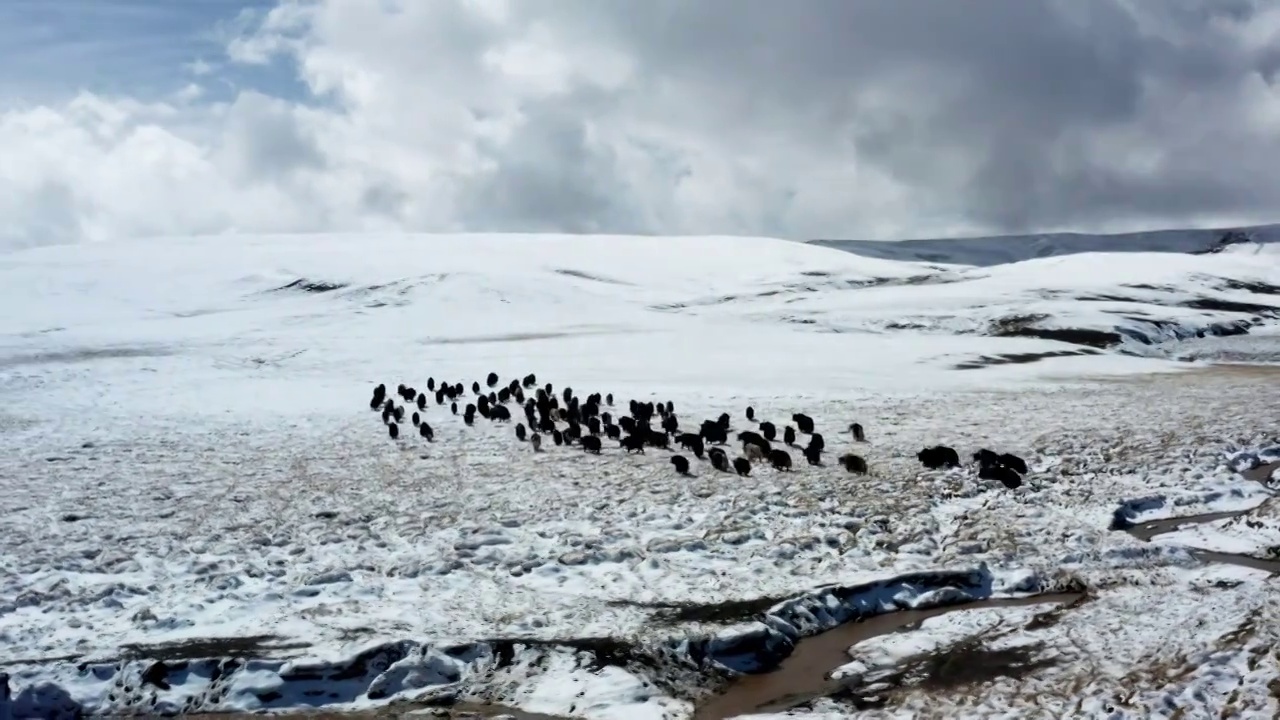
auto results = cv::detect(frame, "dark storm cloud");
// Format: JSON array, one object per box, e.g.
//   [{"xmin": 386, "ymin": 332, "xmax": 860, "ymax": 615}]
[{"xmin": 497, "ymin": 0, "xmax": 1280, "ymax": 234}]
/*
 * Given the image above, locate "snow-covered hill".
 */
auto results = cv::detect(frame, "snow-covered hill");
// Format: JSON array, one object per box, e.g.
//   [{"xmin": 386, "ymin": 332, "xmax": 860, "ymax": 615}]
[
  {"xmin": 2, "ymin": 233, "xmax": 1278, "ymax": 394},
  {"xmin": 2, "ymin": 232, "xmax": 1280, "ymax": 719},
  {"xmin": 811, "ymin": 223, "xmax": 1280, "ymax": 267}
]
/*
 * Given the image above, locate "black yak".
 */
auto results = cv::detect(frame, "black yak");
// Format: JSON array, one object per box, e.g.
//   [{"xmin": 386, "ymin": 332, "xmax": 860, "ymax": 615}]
[
  {"xmin": 759, "ymin": 421, "xmax": 777, "ymax": 442},
  {"xmin": 768, "ymin": 448, "xmax": 792, "ymax": 471},
  {"xmin": 807, "ymin": 433, "xmax": 825, "ymax": 454},
  {"xmin": 803, "ymin": 445, "xmax": 823, "ymax": 466},
  {"xmin": 419, "ymin": 422, "xmax": 434, "ymax": 441},
  {"xmin": 918, "ymin": 445, "xmax": 960, "ymax": 469},
  {"xmin": 783, "ymin": 426, "xmax": 796, "ymax": 446},
  {"xmin": 621, "ymin": 434, "xmax": 646, "ymax": 454},
  {"xmin": 580, "ymin": 435, "xmax": 602, "ymax": 454},
  {"xmin": 388, "ymin": 423, "xmax": 400, "ymax": 439},
  {"xmin": 733, "ymin": 457, "xmax": 751, "ymax": 476},
  {"xmin": 738, "ymin": 431, "xmax": 770, "ymax": 454},
  {"xmin": 677, "ymin": 433, "xmax": 704, "ymax": 458},
  {"xmin": 792, "ymin": 413, "xmax": 815, "ymax": 434},
  {"xmin": 708, "ymin": 447, "xmax": 730, "ymax": 472},
  {"xmin": 671, "ymin": 455, "xmax": 691, "ymax": 475},
  {"xmin": 849, "ymin": 422, "xmax": 865, "ymax": 442},
  {"xmin": 974, "ymin": 448, "xmax": 1001, "ymax": 468},
  {"xmin": 700, "ymin": 420, "xmax": 727, "ymax": 445},
  {"xmin": 999, "ymin": 453, "xmax": 1029, "ymax": 475},
  {"xmin": 746, "ymin": 406, "xmax": 755, "ymax": 421},
  {"xmin": 980, "ymin": 463, "xmax": 1023, "ymax": 489},
  {"xmin": 487, "ymin": 372, "xmax": 499, "ymax": 387},
  {"xmin": 662, "ymin": 414, "xmax": 679, "ymax": 435},
  {"xmin": 516, "ymin": 423, "xmax": 527, "ymax": 441},
  {"xmin": 839, "ymin": 453, "xmax": 867, "ymax": 474}
]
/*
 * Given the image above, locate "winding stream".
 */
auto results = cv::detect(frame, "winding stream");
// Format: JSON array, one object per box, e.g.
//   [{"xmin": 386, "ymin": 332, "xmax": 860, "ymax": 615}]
[{"xmin": 693, "ymin": 593, "xmax": 1081, "ymax": 720}]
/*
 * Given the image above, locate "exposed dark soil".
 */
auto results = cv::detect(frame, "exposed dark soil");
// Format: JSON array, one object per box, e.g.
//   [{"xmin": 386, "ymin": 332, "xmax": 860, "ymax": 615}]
[
  {"xmin": 119, "ymin": 634, "xmax": 312, "ymax": 662},
  {"xmin": 274, "ymin": 278, "xmax": 349, "ymax": 293},
  {"xmin": 1219, "ymin": 279, "xmax": 1280, "ymax": 296},
  {"xmin": 422, "ymin": 328, "xmax": 631, "ymax": 345},
  {"xmin": 952, "ymin": 349, "xmax": 1099, "ymax": 370},
  {"xmin": 551, "ymin": 268, "xmax": 635, "ymax": 286},
  {"xmin": 0, "ymin": 345, "xmax": 176, "ymax": 369},
  {"xmin": 201, "ymin": 701, "xmax": 572, "ymax": 719},
  {"xmin": 608, "ymin": 594, "xmax": 793, "ymax": 625},
  {"xmin": 893, "ymin": 637, "xmax": 1060, "ymax": 692},
  {"xmin": 1181, "ymin": 298, "xmax": 1280, "ymax": 315},
  {"xmin": 991, "ymin": 325, "xmax": 1124, "ymax": 349}
]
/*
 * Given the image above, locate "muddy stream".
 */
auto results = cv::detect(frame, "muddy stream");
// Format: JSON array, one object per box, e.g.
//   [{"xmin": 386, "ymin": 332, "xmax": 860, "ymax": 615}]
[
  {"xmin": 1122, "ymin": 460, "xmax": 1280, "ymax": 574},
  {"xmin": 693, "ymin": 593, "xmax": 1080, "ymax": 720}
]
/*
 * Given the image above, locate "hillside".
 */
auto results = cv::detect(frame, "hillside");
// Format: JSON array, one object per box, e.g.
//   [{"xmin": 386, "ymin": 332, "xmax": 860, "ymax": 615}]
[
  {"xmin": 3, "ymin": 232, "xmax": 1278, "ymax": 391},
  {"xmin": 810, "ymin": 223, "xmax": 1280, "ymax": 267}
]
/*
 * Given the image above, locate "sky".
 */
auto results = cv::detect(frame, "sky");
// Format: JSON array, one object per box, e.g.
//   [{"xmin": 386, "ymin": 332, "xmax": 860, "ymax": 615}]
[{"xmin": 2, "ymin": 0, "xmax": 1280, "ymax": 251}]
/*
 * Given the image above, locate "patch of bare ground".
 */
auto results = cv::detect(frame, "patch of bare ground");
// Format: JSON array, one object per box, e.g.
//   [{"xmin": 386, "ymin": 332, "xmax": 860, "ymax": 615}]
[
  {"xmin": 876, "ymin": 638, "xmax": 1059, "ymax": 693},
  {"xmin": 0, "ymin": 345, "xmax": 176, "ymax": 368},
  {"xmin": 196, "ymin": 701, "xmax": 572, "ymax": 719},
  {"xmin": 607, "ymin": 594, "xmax": 792, "ymax": 626},
  {"xmin": 986, "ymin": 314, "xmax": 1123, "ymax": 349},
  {"xmin": 952, "ymin": 349, "xmax": 1099, "ymax": 370},
  {"xmin": 1089, "ymin": 611, "xmax": 1277, "ymax": 718},
  {"xmin": 119, "ymin": 635, "xmax": 312, "ymax": 662},
  {"xmin": 1116, "ymin": 362, "xmax": 1280, "ymax": 382}
]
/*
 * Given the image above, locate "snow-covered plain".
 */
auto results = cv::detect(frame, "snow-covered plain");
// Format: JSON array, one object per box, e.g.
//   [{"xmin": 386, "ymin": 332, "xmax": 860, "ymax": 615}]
[{"xmin": 2, "ymin": 232, "xmax": 1280, "ymax": 718}]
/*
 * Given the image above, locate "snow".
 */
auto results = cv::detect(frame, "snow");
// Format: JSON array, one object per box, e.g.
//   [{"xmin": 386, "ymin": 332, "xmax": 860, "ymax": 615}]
[
  {"xmin": 2, "ymin": 231, "xmax": 1280, "ymax": 718},
  {"xmin": 810, "ymin": 221, "xmax": 1280, "ymax": 266}
]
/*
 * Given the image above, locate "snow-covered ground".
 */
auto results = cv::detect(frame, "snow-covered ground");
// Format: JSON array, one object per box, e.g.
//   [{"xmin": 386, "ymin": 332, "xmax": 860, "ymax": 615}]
[{"xmin": 2, "ymin": 232, "xmax": 1280, "ymax": 719}]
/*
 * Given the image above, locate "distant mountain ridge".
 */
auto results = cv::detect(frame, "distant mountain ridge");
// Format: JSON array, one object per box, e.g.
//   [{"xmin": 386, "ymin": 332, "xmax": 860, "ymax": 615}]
[{"xmin": 809, "ymin": 223, "xmax": 1280, "ymax": 267}]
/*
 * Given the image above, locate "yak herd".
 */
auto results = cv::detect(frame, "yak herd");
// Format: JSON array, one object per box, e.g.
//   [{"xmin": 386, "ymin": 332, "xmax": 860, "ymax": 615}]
[{"xmin": 368, "ymin": 372, "xmax": 1029, "ymax": 490}]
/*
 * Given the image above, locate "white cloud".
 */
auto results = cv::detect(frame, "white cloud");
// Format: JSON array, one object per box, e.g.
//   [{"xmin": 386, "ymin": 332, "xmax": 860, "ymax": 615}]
[{"xmin": 3, "ymin": 0, "xmax": 1280, "ymax": 251}]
